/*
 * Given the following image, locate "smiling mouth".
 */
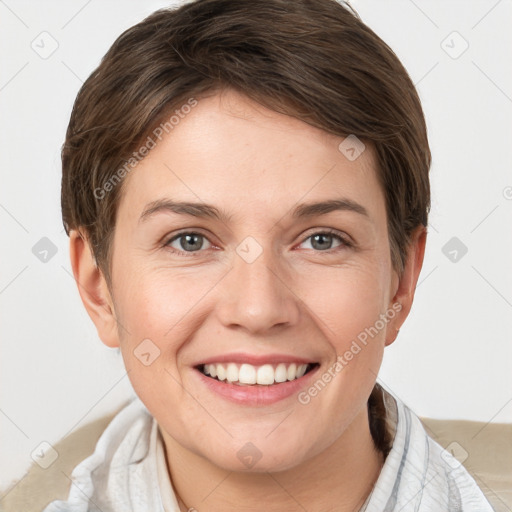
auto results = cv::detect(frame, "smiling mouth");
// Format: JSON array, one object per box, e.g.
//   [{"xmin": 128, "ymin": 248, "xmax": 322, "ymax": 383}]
[{"xmin": 197, "ymin": 362, "xmax": 319, "ymax": 386}]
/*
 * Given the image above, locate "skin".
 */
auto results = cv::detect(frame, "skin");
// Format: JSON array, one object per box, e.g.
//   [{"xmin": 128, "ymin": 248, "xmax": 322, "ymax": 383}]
[{"xmin": 70, "ymin": 89, "xmax": 426, "ymax": 511}]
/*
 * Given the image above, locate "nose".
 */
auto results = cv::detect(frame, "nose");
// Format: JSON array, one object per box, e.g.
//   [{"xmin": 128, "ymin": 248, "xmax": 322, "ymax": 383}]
[{"xmin": 215, "ymin": 244, "xmax": 301, "ymax": 335}]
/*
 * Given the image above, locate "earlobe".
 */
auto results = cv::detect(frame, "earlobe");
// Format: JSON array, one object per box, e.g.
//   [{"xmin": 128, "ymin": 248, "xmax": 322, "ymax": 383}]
[
  {"xmin": 69, "ymin": 230, "xmax": 120, "ymax": 348},
  {"xmin": 385, "ymin": 225, "xmax": 427, "ymax": 346}
]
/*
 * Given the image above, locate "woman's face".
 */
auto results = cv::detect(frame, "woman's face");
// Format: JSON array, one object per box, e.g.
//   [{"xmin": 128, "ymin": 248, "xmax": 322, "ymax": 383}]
[{"xmin": 102, "ymin": 89, "xmax": 405, "ymax": 472}]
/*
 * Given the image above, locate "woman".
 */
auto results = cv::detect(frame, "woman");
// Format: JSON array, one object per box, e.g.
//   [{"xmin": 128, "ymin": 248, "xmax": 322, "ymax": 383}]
[{"xmin": 43, "ymin": 0, "xmax": 494, "ymax": 510}]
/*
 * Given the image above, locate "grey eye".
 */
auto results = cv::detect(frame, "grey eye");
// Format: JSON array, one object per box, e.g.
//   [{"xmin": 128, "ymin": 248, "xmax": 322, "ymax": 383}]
[
  {"xmin": 167, "ymin": 233, "xmax": 211, "ymax": 252},
  {"xmin": 301, "ymin": 233, "xmax": 344, "ymax": 251}
]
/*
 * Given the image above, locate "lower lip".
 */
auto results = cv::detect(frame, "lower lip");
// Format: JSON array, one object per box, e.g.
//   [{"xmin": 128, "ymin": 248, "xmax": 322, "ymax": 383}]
[{"xmin": 194, "ymin": 365, "xmax": 320, "ymax": 406}]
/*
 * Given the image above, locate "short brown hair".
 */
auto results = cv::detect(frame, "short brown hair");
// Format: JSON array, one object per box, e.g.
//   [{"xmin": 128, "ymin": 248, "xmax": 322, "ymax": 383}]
[{"xmin": 62, "ymin": 0, "xmax": 431, "ymax": 282}]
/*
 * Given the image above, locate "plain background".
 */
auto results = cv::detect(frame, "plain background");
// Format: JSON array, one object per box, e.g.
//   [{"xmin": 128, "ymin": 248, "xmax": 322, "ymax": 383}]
[{"xmin": 1, "ymin": 0, "xmax": 511, "ymax": 492}]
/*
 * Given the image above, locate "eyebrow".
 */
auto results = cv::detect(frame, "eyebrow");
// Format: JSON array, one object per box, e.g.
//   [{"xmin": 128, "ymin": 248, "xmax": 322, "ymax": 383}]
[
  {"xmin": 292, "ymin": 199, "xmax": 369, "ymax": 219},
  {"xmin": 139, "ymin": 198, "xmax": 369, "ymax": 223},
  {"xmin": 140, "ymin": 200, "xmax": 231, "ymax": 223}
]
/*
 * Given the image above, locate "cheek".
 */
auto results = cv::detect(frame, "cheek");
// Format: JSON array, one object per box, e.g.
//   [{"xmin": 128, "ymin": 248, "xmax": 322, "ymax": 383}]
[
  {"xmin": 112, "ymin": 271, "xmax": 204, "ymax": 424},
  {"xmin": 113, "ymin": 259, "xmax": 219, "ymax": 335},
  {"xmin": 111, "ymin": 265, "xmax": 225, "ymax": 379},
  {"xmin": 295, "ymin": 262, "xmax": 389, "ymax": 411},
  {"xmin": 294, "ymin": 270, "xmax": 388, "ymax": 441},
  {"xmin": 299, "ymin": 263, "xmax": 389, "ymax": 345}
]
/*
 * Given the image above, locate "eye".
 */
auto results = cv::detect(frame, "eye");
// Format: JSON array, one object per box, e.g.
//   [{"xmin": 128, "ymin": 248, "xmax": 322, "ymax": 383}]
[
  {"xmin": 163, "ymin": 229, "xmax": 351, "ymax": 257},
  {"xmin": 298, "ymin": 230, "xmax": 351, "ymax": 252},
  {"xmin": 165, "ymin": 232, "xmax": 213, "ymax": 255}
]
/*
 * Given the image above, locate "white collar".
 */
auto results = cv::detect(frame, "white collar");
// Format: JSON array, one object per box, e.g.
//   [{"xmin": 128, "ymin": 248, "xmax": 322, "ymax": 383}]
[
  {"xmin": 43, "ymin": 385, "xmax": 493, "ymax": 512},
  {"xmin": 154, "ymin": 420, "xmax": 181, "ymax": 511}
]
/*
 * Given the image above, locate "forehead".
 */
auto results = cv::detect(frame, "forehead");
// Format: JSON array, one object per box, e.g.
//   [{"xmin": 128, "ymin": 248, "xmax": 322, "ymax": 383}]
[{"xmin": 118, "ymin": 90, "xmax": 385, "ymax": 225}]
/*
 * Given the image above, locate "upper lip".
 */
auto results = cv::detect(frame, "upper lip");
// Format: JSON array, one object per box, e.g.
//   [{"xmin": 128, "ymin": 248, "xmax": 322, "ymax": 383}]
[{"xmin": 193, "ymin": 353, "xmax": 316, "ymax": 367}]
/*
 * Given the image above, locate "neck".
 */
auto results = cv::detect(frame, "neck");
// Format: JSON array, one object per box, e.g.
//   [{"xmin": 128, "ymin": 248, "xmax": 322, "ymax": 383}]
[{"xmin": 161, "ymin": 405, "xmax": 384, "ymax": 512}]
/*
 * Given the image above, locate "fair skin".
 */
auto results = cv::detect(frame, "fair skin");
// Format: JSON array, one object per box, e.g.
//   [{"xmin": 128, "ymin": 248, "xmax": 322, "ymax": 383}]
[{"xmin": 70, "ymin": 89, "xmax": 426, "ymax": 511}]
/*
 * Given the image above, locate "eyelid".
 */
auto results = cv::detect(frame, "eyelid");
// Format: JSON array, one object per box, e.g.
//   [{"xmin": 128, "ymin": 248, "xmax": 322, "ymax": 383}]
[
  {"xmin": 163, "ymin": 228, "xmax": 212, "ymax": 244},
  {"xmin": 296, "ymin": 228, "xmax": 353, "ymax": 249},
  {"xmin": 163, "ymin": 227, "xmax": 353, "ymax": 257},
  {"xmin": 163, "ymin": 229, "xmax": 218, "ymax": 257}
]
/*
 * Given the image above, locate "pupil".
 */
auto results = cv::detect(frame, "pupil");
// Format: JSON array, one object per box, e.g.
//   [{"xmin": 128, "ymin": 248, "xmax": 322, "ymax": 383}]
[
  {"xmin": 312, "ymin": 233, "xmax": 332, "ymax": 250},
  {"xmin": 182, "ymin": 234, "xmax": 202, "ymax": 251}
]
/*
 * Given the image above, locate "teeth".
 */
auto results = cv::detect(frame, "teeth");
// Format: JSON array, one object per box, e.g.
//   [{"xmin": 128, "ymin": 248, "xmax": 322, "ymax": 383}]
[
  {"xmin": 226, "ymin": 363, "xmax": 238, "ymax": 383},
  {"xmin": 201, "ymin": 362, "xmax": 311, "ymax": 385},
  {"xmin": 256, "ymin": 364, "xmax": 274, "ymax": 385},
  {"xmin": 275, "ymin": 363, "xmax": 288, "ymax": 383},
  {"xmin": 287, "ymin": 363, "xmax": 297, "ymax": 381},
  {"xmin": 296, "ymin": 364, "xmax": 307, "ymax": 378},
  {"xmin": 239, "ymin": 363, "xmax": 257, "ymax": 384},
  {"xmin": 216, "ymin": 364, "xmax": 226, "ymax": 381}
]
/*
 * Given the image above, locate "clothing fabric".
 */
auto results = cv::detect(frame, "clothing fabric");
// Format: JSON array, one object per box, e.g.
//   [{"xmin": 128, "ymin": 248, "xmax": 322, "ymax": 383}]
[{"xmin": 42, "ymin": 385, "xmax": 494, "ymax": 512}]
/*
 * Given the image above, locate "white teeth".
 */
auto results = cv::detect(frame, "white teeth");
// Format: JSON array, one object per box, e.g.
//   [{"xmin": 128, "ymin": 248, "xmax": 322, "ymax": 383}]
[
  {"xmin": 201, "ymin": 362, "xmax": 312, "ymax": 385},
  {"xmin": 296, "ymin": 364, "xmax": 307, "ymax": 378},
  {"xmin": 256, "ymin": 364, "xmax": 275, "ymax": 385},
  {"xmin": 239, "ymin": 363, "xmax": 257, "ymax": 384},
  {"xmin": 216, "ymin": 364, "xmax": 226, "ymax": 381},
  {"xmin": 226, "ymin": 363, "xmax": 238, "ymax": 383},
  {"xmin": 275, "ymin": 363, "xmax": 288, "ymax": 383}
]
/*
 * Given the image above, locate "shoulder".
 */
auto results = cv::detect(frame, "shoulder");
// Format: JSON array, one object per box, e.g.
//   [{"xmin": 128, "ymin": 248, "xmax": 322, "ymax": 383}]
[
  {"xmin": 419, "ymin": 415, "xmax": 512, "ymax": 511},
  {"xmin": 375, "ymin": 385, "xmax": 501, "ymax": 510},
  {"xmin": 0, "ymin": 398, "xmax": 146, "ymax": 512}
]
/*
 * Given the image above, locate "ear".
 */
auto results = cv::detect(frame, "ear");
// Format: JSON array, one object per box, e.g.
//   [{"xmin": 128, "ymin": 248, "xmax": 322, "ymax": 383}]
[
  {"xmin": 385, "ymin": 225, "xmax": 427, "ymax": 346},
  {"xmin": 69, "ymin": 230, "xmax": 120, "ymax": 348}
]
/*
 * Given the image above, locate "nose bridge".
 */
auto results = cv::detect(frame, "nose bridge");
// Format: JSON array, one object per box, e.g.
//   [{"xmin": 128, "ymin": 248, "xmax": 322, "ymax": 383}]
[{"xmin": 216, "ymin": 237, "xmax": 300, "ymax": 333}]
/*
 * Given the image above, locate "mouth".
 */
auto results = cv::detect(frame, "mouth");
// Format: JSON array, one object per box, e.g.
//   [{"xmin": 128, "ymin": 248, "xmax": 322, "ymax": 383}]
[{"xmin": 196, "ymin": 362, "xmax": 320, "ymax": 386}]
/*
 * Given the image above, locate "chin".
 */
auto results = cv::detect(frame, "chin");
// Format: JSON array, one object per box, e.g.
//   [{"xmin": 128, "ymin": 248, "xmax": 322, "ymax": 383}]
[{"xmin": 202, "ymin": 436, "xmax": 312, "ymax": 474}]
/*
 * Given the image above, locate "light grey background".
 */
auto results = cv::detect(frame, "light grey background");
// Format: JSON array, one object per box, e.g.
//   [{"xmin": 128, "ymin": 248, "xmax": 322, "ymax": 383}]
[{"xmin": 1, "ymin": 0, "xmax": 511, "ymax": 493}]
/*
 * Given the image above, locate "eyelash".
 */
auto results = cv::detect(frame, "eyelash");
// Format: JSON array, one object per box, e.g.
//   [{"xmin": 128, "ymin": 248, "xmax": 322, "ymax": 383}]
[{"xmin": 163, "ymin": 229, "xmax": 353, "ymax": 258}]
